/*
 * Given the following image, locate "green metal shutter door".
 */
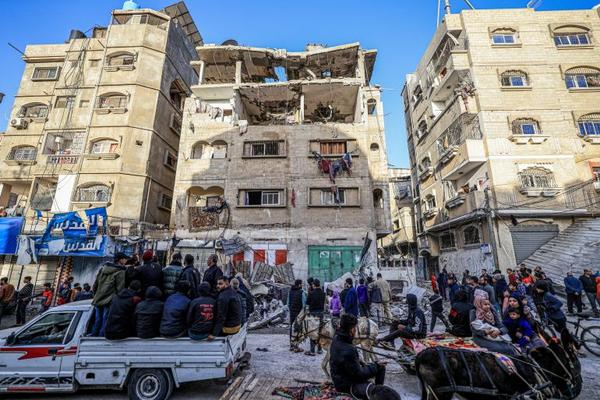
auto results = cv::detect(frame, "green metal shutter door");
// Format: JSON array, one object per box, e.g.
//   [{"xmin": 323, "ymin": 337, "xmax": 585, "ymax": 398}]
[
  {"xmin": 308, "ymin": 246, "xmax": 363, "ymax": 283},
  {"xmin": 510, "ymin": 225, "xmax": 559, "ymax": 264}
]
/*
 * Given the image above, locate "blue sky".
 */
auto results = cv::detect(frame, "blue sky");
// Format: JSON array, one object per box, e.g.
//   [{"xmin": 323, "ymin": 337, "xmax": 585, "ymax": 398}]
[{"xmin": 0, "ymin": 0, "xmax": 597, "ymax": 167}]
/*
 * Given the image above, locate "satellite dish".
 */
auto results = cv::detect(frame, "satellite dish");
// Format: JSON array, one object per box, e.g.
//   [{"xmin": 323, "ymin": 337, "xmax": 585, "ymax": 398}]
[{"xmin": 221, "ymin": 39, "xmax": 239, "ymax": 46}]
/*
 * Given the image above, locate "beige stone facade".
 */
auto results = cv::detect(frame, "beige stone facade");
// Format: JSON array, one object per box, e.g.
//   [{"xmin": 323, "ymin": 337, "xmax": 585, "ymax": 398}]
[
  {"xmin": 0, "ymin": 4, "xmax": 200, "ymax": 286},
  {"xmin": 172, "ymin": 43, "xmax": 391, "ymax": 281},
  {"xmin": 404, "ymin": 7, "xmax": 600, "ymax": 279}
]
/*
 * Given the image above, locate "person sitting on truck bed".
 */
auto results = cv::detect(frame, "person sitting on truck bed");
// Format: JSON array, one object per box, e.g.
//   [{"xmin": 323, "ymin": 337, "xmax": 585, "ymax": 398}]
[
  {"xmin": 209, "ymin": 276, "xmax": 242, "ymax": 340},
  {"xmin": 135, "ymin": 286, "xmax": 164, "ymax": 339},
  {"xmin": 92, "ymin": 252, "xmax": 128, "ymax": 336},
  {"xmin": 187, "ymin": 282, "xmax": 215, "ymax": 340},
  {"xmin": 160, "ymin": 280, "xmax": 191, "ymax": 338},
  {"xmin": 105, "ymin": 280, "xmax": 142, "ymax": 340}
]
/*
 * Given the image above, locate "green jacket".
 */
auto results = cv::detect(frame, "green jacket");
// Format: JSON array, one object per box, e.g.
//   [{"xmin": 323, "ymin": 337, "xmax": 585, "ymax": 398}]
[{"xmin": 92, "ymin": 262, "xmax": 126, "ymax": 307}]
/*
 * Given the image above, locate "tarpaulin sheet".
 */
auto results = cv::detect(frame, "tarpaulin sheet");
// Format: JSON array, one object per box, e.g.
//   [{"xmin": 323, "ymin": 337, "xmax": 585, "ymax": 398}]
[{"xmin": 0, "ymin": 217, "xmax": 24, "ymax": 255}]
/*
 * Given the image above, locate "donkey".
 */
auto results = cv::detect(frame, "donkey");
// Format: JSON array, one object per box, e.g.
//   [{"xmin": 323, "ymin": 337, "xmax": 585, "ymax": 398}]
[{"xmin": 291, "ymin": 310, "xmax": 379, "ymax": 379}]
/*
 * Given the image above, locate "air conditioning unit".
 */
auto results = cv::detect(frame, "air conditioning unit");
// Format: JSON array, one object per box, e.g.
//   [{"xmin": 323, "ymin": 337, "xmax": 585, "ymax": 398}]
[{"xmin": 10, "ymin": 118, "xmax": 28, "ymax": 129}]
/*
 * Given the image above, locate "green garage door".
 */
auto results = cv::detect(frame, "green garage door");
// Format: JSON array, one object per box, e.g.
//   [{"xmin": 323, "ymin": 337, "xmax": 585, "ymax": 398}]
[{"xmin": 308, "ymin": 246, "xmax": 362, "ymax": 283}]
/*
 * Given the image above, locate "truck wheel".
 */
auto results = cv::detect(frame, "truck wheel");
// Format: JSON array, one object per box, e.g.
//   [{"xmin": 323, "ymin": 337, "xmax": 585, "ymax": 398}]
[{"xmin": 128, "ymin": 368, "xmax": 173, "ymax": 400}]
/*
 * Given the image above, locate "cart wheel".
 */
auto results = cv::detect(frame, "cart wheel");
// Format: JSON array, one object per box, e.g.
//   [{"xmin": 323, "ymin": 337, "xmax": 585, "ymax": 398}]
[
  {"xmin": 128, "ymin": 368, "xmax": 173, "ymax": 400},
  {"xmin": 581, "ymin": 326, "xmax": 600, "ymax": 357}
]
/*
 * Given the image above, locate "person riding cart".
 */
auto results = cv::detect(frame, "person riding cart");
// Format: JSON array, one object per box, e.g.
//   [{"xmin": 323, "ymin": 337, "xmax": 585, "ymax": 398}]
[{"xmin": 378, "ymin": 293, "xmax": 426, "ymax": 347}]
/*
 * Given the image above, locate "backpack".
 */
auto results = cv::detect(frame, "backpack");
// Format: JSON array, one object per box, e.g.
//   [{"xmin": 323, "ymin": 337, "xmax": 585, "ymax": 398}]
[{"xmin": 370, "ymin": 285, "xmax": 383, "ymax": 304}]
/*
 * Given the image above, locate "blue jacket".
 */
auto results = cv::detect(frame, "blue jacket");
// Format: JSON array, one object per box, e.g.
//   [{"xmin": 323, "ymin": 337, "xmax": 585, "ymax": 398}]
[
  {"xmin": 542, "ymin": 292, "xmax": 565, "ymax": 322},
  {"xmin": 343, "ymin": 287, "xmax": 359, "ymax": 317},
  {"xmin": 564, "ymin": 276, "xmax": 583, "ymax": 294},
  {"xmin": 448, "ymin": 283, "xmax": 461, "ymax": 303},
  {"xmin": 160, "ymin": 292, "xmax": 190, "ymax": 337}
]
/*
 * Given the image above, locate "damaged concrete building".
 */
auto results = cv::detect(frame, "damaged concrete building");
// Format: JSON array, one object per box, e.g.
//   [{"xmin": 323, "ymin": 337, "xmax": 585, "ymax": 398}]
[{"xmin": 172, "ymin": 42, "xmax": 391, "ymax": 282}]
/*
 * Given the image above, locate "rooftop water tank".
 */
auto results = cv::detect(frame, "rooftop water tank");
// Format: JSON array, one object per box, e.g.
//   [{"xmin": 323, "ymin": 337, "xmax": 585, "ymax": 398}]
[{"xmin": 123, "ymin": 1, "xmax": 140, "ymax": 10}]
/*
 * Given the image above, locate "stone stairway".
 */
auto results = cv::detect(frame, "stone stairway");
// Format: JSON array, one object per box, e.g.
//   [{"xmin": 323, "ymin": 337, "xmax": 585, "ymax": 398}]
[{"xmin": 520, "ymin": 218, "xmax": 600, "ymax": 295}]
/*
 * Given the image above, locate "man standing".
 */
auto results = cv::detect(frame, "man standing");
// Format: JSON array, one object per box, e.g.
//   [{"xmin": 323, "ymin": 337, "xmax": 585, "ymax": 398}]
[
  {"xmin": 287, "ymin": 279, "xmax": 306, "ymax": 352},
  {"xmin": 181, "ymin": 254, "xmax": 203, "ymax": 299},
  {"xmin": 343, "ymin": 278, "xmax": 359, "ymax": 317},
  {"xmin": 40, "ymin": 283, "xmax": 53, "ymax": 313},
  {"xmin": 203, "ymin": 255, "xmax": 224, "ymax": 298},
  {"xmin": 210, "ymin": 277, "xmax": 242, "ymax": 339},
  {"xmin": 357, "ymin": 278, "xmax": 369, "ymax": 317},
  {"xmin": 437, "ymin": 268, "xmax": 448, "ymax": 301},
  {"xmin": 428, "ymin": 289, "xmax": 449, "ymax": 332},
  {"xmin": 330, "ymin": 314, "xmax": 390, "ymax": 400},
  {"xmin": 162, "ymin": 253, "xmax": 183, "ymax": 297},
  {"xmin": 564, "ymin": 272, "xmax": 583, "ymax": 314},
  {"xmin": 16, "ymin": 276, "xmax": 33, "ymax": 326},
  {"xmin": 230, "ymin": 278, "xmax": 248, "ymax": 324},
  {"xmin": 580, "ymin": 269, "xmax": 600, "ymax": 317},
  {"xmin": 374, "ymin": 273, "xmax": 393, "ymax": 321},
  {"xmin": 57, "ymin": 276, "xmax": 74, "ymax": 305},
  {"xmin": 447, "ymin": 276, "xmax": 460, "ymax": 304},
  {"xmin": 75, "ymin": 283, "xmax": 94, "ymax": 301},
  {"xmin": 0, "ymin": 277, "xmax": 15, "ymax": 325},
  {"xmin": 138, "ymin": 250, "xmax": 163, "ymax": 296},
  {"xmin": 368, "ymin": 277, "xmax": 383, "ymax": 324},
  {"xmin": 305, "ymin": 278, "xmax": 325, "ymax": 356},
  {"xmin": 91, "ymin": 252, "xmax": 128, "ymax": 336}
]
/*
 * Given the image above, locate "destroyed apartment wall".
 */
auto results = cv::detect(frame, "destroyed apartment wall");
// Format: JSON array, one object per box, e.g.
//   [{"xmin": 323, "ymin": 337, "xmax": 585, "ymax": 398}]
[{"xmin": 171, "ymin": 42, "xmax": 391, "ymax": 282}]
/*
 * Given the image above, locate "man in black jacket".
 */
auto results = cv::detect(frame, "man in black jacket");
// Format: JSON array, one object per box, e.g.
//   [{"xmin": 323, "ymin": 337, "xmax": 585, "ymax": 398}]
[
  {"xmin": 187, "ymin": 282, "xmax": 216, "ymax": 340},
  {"xmin": 305, "ymin": 278, "xmax": 325, "ymax": 356},
  {"xmin": 202, "ymin": 255, "xmax": 223, "ymax": 298},
  {"xmin": 105, "ymin": 280, "xmax": 142, "ymax": 340},
  {"xmin": 138, "ymin": 250, "xmax": 163, "ymax": 297},
  {"xmin": 181, "ymin": 254, "xmax": 202, "ymax": 299},
  {"xmin": 16, "ymin": 276, "xmax": 34, "ymax": 325},
  {"xmin": 330, "ymin": 314, "xmax": 388, "ymax": 399},
  {"xmin": 209, "ymin": 277, "xmax": 241, "ymax": 339},
  {"xmin": 288, "ymin": 279, "xmax": 305, "ymax": 351},
  {"xmin": 580, "ymin": 269, "xmax": 600, "ymax": 316},
  {"xmin": 378, "ymin": 294, "xmax": 426, "ymax": 347},
  {"xmin": 134, "ymin": 286, "xmax": 164, "ymax": 339}
]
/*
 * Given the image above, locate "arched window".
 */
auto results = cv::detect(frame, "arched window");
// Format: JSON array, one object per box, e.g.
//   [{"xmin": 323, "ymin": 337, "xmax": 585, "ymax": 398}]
[
  {"xmin": 212, "ymin": 140, "xmax": 227, "ymax": 159},
  {"xmin": 76, "ymin": 184, "xmax": 111, "ymax": 202},
  {"xmin": 367, "ymin": 98, "xmax": 377, "ymax": 115},
  {"xmin": 170, "ymin": 80, "xmax": 187, "ymax": 111},
  {"xmin": 373, "ymin": 189, "xmax": 384, "ymax": 209},
  {"xmin": 8, "ymin": 146, "xmax": 37, "ymax": 161},
  {"xmin": 519, "ymin": 167, "xmax": 556, "ymax": 189},
  {"xmin": 463, "ymin": 226, "xmax": 481, "ymax": 245},
  {"xmin": 107, "ymin": 52, "xmax": 135, "ymax": 66},
  {"xmin": 501, "ymin": 70, "xmax": 529, "ymax": 87},
  {"xmin": 553, "ymin": 26, "xmax": 591, "ymax": 47},
  {"xmin": 90, "ymin": 139, "xmax": 118, "ymax": 154},
  {"xmin": 19, "ymin": 103, "xmax": 48, "ymax": 119},
  {"xmin": 440, "ymin": 232, "xmax": 456, "ymax": 250},
  {"xmin": 191, "ymin": 141, "xmax": 209, "ymax": 159},
  {"xmin": 491, "ymin": 28, "xmax": 517, "ymax": 45},
  {"xmin": 578, "ymin": 113, "xmax": 600, "ymax": 136},
  {"xmin": 512, "ymin": 118, "xmax": 541, "ymax": 135},
  {"xmin": 565, "ymin": 66, "xmax": 600, "ymax": 89},
  {"xmin": 97, "ymin": 92, "xmax": 128, "ymax": 109},
  {"xmin": 417, "ymin": 120, "xmax": 428, "ymax": 139}
]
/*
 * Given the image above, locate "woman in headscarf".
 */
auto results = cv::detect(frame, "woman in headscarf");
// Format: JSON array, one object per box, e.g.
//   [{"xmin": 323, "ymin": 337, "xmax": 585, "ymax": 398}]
[
  {"xmin": 502, "ymin": 293, "xmax": 523, "ymax": 316},
  {"xmin": 470, "ymin": 292, "xmax": 517, "ymax": 355}
]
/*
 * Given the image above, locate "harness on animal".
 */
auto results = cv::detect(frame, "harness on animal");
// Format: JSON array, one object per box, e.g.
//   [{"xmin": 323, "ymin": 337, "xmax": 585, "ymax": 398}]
[{"xmin": 434, "ymin": 347, "xmax": 501, "ymax": 396}]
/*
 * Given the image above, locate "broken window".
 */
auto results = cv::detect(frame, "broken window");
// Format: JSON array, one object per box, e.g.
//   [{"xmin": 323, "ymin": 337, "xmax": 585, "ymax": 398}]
[
  {"xmin": 463, "ymin": 226, "xmax": 481, "ymax": 245},
  {"xmin": 97, "ymin": 93, "xmax": 128, "ymax": 109},
  {"xmin": 578, "ymin": 113, "xmax": 600, "ymax": 136},
  {"xmin": 416, "ymin": 120, "xmax": 428, "ymax": 139},
  {"xmin": 244, "ymin": 190, "xmax": 282, "ymax": 206},
  {"xmin": 565, "ymin": 67, "xmax": 600, "ymax": 89},
  {"xmin": 55, "ymin": 96, "xmax": 75, "ymax": 109},
  {"xmin": 321, "ymin": 189, "xmax": 346, "ymax": 205},
  {"xmin": 519, "ymin": 167, "xmax": 557, "ymax": 189},
  {"xmin": 8, "ymin": 146, "xmax": 37, "ymax": 161},
  {"xmin": 320, "ymin": 141, "xmax": 347, "ymax": 155},
  {"xmin": 90, "ymin": 139, "xmax": 118, "ymax": 154},
  {"xmin": 107, "ymin": 52, "xmax": 135, "ymax": 66},
  {"xmin": 367, "ymin": 99, "xmax": 377, "ymax": 115},
  {"xmin": 420, "ymin": 156, "xmax": 432, "ymax": 172},
  {"xmin": 512, "ymin": 118, "xmax": 541, "ymax": 135},
  {"xmin": 76, "ymin": 184, "xmax": 110, "ymax": 202},
  {"xmin": 169, "ymin": 80, "xmax": 186, "ymax": 111},
  {"xmin": 501, "ymin": 70, "xmax": 529, "ymax": 87},
  {"xmin": 212, "ymin": 141, "xmax": 227, "ymax": 159},
  {"xmin": 440, "ymin": 232, "xmax": 456, "ymax": 250},
  {"xmin": 244, "ymin": 141, "xmax": 283, "ymax": 157},
  {"xmin": 43, "ymin": 132, "xmax": 84, "ymax": 155},
  {"xmin": 32, "ymin": 66, "xmax": 60, "ymax": 81},
  {"xmin": 164, "ymin": 151, "xmax": 177, "ymax": 169},
  {"xmin": 373, "ymin": 189, "xmax": 384, "ymax": 209},
  {"xmin": 593, "ymin": 167, "xmax": 600, "ymax": 182},
  {"xmin": 425, "ymin": 194, "xmax": 437, "ymax": 210},
  {"xmin": 412, "ymin": 85, "xmax": 423, "ymax": 105},
  {"xmin": 19, "ymin": 103, "xmax": 48, "ymax": 118},
  {"xmin": 191, "ymin": 141, "xmax": 209, "ymax": 159},
  {"xmin": 159, "ymin": 193, "xmax": 173, "ymax": 210}
]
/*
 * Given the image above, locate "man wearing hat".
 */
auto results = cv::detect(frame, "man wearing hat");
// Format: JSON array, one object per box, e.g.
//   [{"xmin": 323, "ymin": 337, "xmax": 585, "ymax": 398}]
[
  {"xmin": 330, "ymin": 314, "xmax": 388, "ymax": 399},
  {"xmin": 91, "ymin": 252, "xmax": 128, "ymax": 336},
  {"xmin": 138, "ymin": 250, "xmax": 164, "ymax": 297}
]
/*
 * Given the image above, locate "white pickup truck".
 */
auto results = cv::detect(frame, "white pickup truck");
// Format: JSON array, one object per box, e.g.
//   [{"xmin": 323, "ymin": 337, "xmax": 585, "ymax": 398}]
[{"xmin": 0, "ymin": 300, "xmax": 248, "ymax": 400}]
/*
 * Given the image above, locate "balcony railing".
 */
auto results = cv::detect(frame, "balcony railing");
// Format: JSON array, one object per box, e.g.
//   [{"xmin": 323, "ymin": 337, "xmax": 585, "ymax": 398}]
[
  {"xmin": 437, "ymin": 113, "xmax": 482, "ymax": 160},
  {"xmin": 46, "ymin": 155, "xmax": 79, "ymax": 165}
]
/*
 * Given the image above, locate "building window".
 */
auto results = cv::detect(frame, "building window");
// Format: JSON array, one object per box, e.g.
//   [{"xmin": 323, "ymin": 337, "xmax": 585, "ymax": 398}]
[
  {"xmin": 244, "ymin": 141, "xmax": 283, "ymax": 157},
  {"xmin": 212, "ymin": 141, "xmax": 227, "ymax": 159},
  {"xmin": 8, "ymin": 146, "xmax": 37, "ymax": 161},
  {"xmin": 491, "ymin": 29, "xmax": 517, "ymax": 45},
  {"xmin": 440, "ymin": 232, "xmax": 456, "ymax": 250},
  {"xmin": 97, "ymin": 93, "xmax": 128, "ymax": 109},
  {"xmin": 55, "ymin": 96, "xmax": 75, "ymax": 109},
  {"xmin": 159, "ymin": 193, "xmax": 173, "ymax": 210},
  {"xmin": 320, "ymin": 141, "xmax": 347, "ymax": 155},
  {"xmin": 425, "ymin": 194, "xmax": 436, "ymax": 210},
  {"xmin": 191, "ymin": 141, "xmax": 209, "ymax": 159},
  {"xmin": 373, "ymin": 189, "xmax": 384, "ymax": 209},
  {"xmin": 90, "ymin": 139, "xmax": 118, "ymax": 154},
  {"xmin": 416, "ymin": 120, "xmax": 428, "ymax": 139},
  {"xmin": 519, "ymin": 167, "xmax": 557, "ymax": 189},
  {"xmin": 19, "ymin": 103, "xmax": 48, "ymax": 118},
  {"xmin": 89, "ymin": 59, "xmax": 100, "ymax": 67},
  {"xmin": 76, "ymin": 184, "xmax": 111, "ymax": 202},
  {"xmin": 555, "ymin": 33, "xmax": 590, "ymax": 46},
  {"xmin": 464, "ymin": 226, "xmax": 481, "ymax": 245},
  {"xmin": 578, "ymin": 113, "xmax": 600, "ymax": 136},
  {"xmin": 169, "ymin": 80, "xmax": 186, "ymax": 111},
  {"xmin": 512, "ymin": 118, "xmax": 541, "ymax": 135},
  {"xmin": 501, "ymin": 70, "xmax": 529, "ymax": 87},
  {"xmin": 244, "ymin": 190, "xmax": 282, "ymax": 206},
  {"xmin": 164, "ymin": 151, "xmax": 177, "ymax": 170},
  {"xmin": 412, "ymin": 85, "xmax": 423, "ymax": 105},
  {"xmin": 43, "ymin": 132, "xmax": 84, "ymax": 155},
  {"xmin": 107, "ymin": 52, "xmax": 135, "ymax": 66},
  {"xmin": 32, "ymin": 66, "xmax": 60, "ymax": 81},
  {"xmin": 420, "ymin": 156, "xmax": 432, "ymax": 172},
  {"xmin": 79, "ymin": 99, "xmax": 89, "ymax": 108},
  {"xmin": 367, "ymin": 98, "xmax": 377, "ymax": 115},
  {"xmin": 593, "ymin": 167, "xmax": 600, "ymax": 182},
  {"xmin": 169, "ymin": 113, "xmax": 182, "ymax": 135},
  {"xmin": 565, "ymin": 67, "xmax": 600, "ymax": 89},
  {"xmin": 321, "ymin": 189, "xmax": 346, "ymax": 205}
]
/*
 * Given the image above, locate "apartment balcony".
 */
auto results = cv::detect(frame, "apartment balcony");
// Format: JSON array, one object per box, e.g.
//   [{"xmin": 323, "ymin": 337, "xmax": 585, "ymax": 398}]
[
  {"xmin": 440, "ymin": 139, "xmax": 486, "ymax": 180},
  {"xmin": 509, "ymin": 134, "xmax": 549, "ymax": 144},
  {"xmin": 419, "ymin": 167, "xmax": 434, "ymax": 181},
  {"xmin": 519, "ymin": 186, "xmax": 561, "ymax": 198},
  {"xmin": 46, "ymin": 155, "xmax": 79, "ymax": 165},
  {"xmin": 438, "ymin": 145, "xmax": 459, "ymax": 165},
  {"xmin": 423, "ymin": 208, "xmax": 438, "ymax": 219},
  {"xmin": 418, "ymin": 235, "xmax": 430, "ymax": 251},
  {"xmin": 445, "ymin": 191, "xmax": 486, "ymax": 220},
  {"xmin": 445, "ymin": 194, "xmax": 466, "ymax": 209}
]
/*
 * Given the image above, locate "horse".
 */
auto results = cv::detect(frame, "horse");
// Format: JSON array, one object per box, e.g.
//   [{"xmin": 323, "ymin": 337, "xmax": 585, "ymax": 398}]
[
  {"xmin": 291, "ymin": 310, "xmax": 379, "ymax": 379},
  {"xmin": 415, "ymin": 329, "xmax": 582, "ymax": 400}
]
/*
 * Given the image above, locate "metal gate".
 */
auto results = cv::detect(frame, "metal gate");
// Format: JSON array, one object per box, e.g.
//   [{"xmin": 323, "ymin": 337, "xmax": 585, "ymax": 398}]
[
  {"xmin": 510, "ymin": 224, "xmax": 559, "ymax": 264},
  {"xmin": 307, "ymin": 246, "xmax": 362, "ymax": 283}
]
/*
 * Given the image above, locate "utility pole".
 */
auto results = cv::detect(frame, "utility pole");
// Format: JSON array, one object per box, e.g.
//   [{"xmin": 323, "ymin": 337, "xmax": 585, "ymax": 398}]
[{"xmin": 484, "ymin": 187, "xmax": 500, "ymax": 270}]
